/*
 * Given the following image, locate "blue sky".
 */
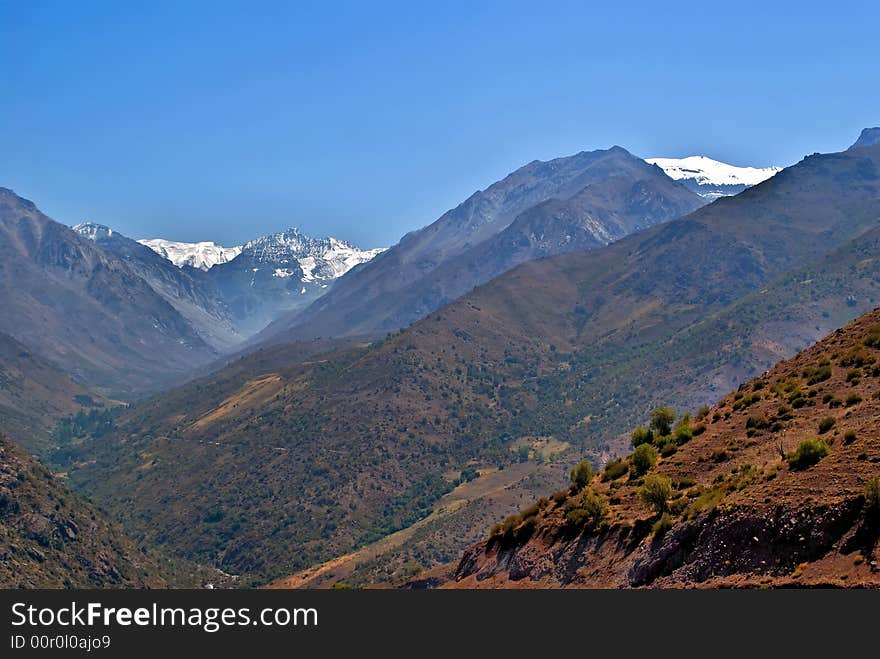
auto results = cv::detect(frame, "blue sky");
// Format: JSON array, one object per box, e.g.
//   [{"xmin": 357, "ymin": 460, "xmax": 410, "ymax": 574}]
[{"xmin": 1, "ymin": 1, "xmax": 878, "ymax": 248}]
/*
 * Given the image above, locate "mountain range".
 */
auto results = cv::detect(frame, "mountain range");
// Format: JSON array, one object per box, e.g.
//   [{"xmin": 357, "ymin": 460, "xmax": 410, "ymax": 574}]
[
  {"xmin": 645, "ymin": 156, "xmax": 781, "ymax": 198},
  {"xmin": 54, "ymin": 135, "xmax": 880, "ymax": 584},
  {"xmin": 254, "ymin": 147, "xmax": 710, "ymax": 345},
  {"xmin": 0, "ymin": 188, "xmax": 216, "ymax": 397},
  {"xmin": 4, "ymin": 131, "xmax": 876, "ymax": 590}
]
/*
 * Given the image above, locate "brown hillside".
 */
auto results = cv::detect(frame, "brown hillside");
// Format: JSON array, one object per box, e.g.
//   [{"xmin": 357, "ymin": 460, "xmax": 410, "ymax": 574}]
[
  {"xmin": 0, "ymin": 433, "xmax": 166, "ymax": 588},
  {"xmin": 0, "ymin": 331, "xmax": 105, "ymax": 455},
  {"xmin": 451, "ymin": 309, "xmax": 880, "ymax": 588}
]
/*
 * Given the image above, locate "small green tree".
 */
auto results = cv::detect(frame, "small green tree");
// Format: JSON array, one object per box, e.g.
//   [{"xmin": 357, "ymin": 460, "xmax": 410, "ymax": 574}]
[
  {"xmin": 602, "ymin": 458, "xmax": 628, "ymax": 481},
  {"xmin": 564, "ymin": 487, "xmax": 608, "ymax": 531},
  {"xmin": 631, "ymin": 425, "xmax": 653, "ymax": 447},
  {"xmin": 570, "ymin": 459, "xmax": 594, "ymax": 489},
  {"xmin": 650, "ymin": 407, "xmax": 676, "ymax": 437},
  {"xmin": 818, "ymin": 417, "xmax": 836, "ymax": 434},
  {"xmin": 787, "ymin": 438, "xmax": 830, "ymax": 470},
  {"xmin": 638, "ymin": 473, "xmax": 673, "ymax": 513},
  {"xmin": 673, "ymin": 414, "xmax": 693, "ymax": 444},
  {"xmin": 630, "ymin": 444, "xmax": 658, "ymax": 477}
]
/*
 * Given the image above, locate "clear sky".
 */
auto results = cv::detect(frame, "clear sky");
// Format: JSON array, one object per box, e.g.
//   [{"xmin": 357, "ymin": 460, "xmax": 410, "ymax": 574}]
[{"xmin": 1, "ymin": 1, "xmax": 878, "ymax": 248}]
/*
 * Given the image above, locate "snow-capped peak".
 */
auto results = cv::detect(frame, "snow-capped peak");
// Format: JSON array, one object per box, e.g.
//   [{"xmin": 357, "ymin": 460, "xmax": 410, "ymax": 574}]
[
  {"xmin": 138, "ymin": 238, "xmax": 243, "ymax": 271},
  {"xmin": 242, "ymin": 228, "xmax": 385, "ymax": 282},
  {"xmin": 73, "ymin": 221, "xmax": 115, "ymax": 241},
  {"xmin": 645, "ymin": 156, "xmax": 782, "ymax": 199}
]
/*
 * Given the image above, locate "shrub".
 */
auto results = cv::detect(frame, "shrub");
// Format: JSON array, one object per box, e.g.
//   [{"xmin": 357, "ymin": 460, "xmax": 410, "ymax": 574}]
[
  {"xmin": 818, "ymin": 417, "xmax": 836, "ymax": 434},
  {"xmin": 805, "ymin": 365, "xmax": 832, "ymax": 385},
  {"xmin": 602, "ymin": 458, "xmax": 627, "ymax": 481},
  {"xmin": 840, "ymin": 346, "xmax": 873, "ymax": 367},
  {"xmin": 711, "ymin": 449, "xmax": 729, "ymax": 463},
  {"xmin": 630, "ymin": 444, "xmax": 658, "ymax": 476},
  {"xmin": 630, "ymin": 425, "xmax": 653, "ymax": 447},
  {"xmin": 843, "ymin": 430, "xmax": 857, "ymax": 445},
  {"xmin": 570, "ymin": 460, "xmax": 595, "ymax": 488},
  {"xmin": 673, "ymin": 415, "xmax": 693, "ymax": 444},
  {"xmin": 658, "ymin": 439, "xmax": 677, "ymax": 457},
  {"xmin": 696, "ymin": 405, "xmax": 711, "ymax": 420},
  {"xmin": 564, "ymin": 487, "xmax": 608, "ymax": 531},
  {"xmin": 733, "ymin": 393, "xmax": 760, "ymax": 411},
  {"xmin": 846, "ymin": 393, "xmax": 863, "ymax": 407},
  {"xmin": 651, "ymin": 512, "xmax": 674, "ymax": 536},
  {"xmin": 865, "ymin": 476, "xmax": 880, "ymax": 515},
  {"xmin": 638, "ymin": 473, "xmax": 673, "ymax": 513},
  {"xmin": 864, "ymin": 325, "xmax": 880, "ymax": 348},
  {"xmin": 550, "ymin": 489, "xmax": 568, "ymax": 505},
  {"xmin": 787, "ymin": 439, "xmax": 830, "ymax": 470},
  {"xmin": 746, "ymin": 415, "xmax": 769, "ymax": 430},
  {"xmin": 649, "ymin": 407, "xmax": 676, "ymax": 437}
]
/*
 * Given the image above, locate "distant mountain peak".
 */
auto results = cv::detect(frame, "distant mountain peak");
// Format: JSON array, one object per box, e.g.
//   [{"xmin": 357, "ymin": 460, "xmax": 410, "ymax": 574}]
[
  {"xmin": 72, "ymin": 221, "xmax": 115, "ymax": 241},
  {"xmin": 851, "ymin": 127, "xmax": 880, "ymax": 149},
  {"xmin": 241, "ymin": 228, "xmax": 385, "ymax": 282},
  {"xmin": 645, "ymin": 155, "xmax": 782, "ymax": 199},
  {"xmin": 137, "ymin": 238, "xmax": 243, "ymax": 271}
]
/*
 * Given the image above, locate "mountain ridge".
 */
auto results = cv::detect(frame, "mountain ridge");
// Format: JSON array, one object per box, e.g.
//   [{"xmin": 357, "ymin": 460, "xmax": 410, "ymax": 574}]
[
  {"xmin": 0, "ymin": 188, "xmax": 217, "ymax": 397},
  {"xmin": 254, "ymin": 146, "xmax": 706, "ymax": 344},
  {"xmin": 645, "ymin": 155, "xmax": 782, "ymax": 198},
  {"xmin": 61, "ymin": 142, "xmax": 880, "ymax": 582}
]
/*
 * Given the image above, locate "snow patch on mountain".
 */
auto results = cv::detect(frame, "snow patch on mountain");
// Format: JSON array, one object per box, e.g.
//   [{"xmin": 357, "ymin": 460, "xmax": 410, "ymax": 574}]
[
  {"xmin": 241, "ymin": 228, "xmax": 385, "ymax": 283},
  {"xmin": 72, "ymin": 222, "xmax": 116, "ymax": 241},
  {"xmin": 139, "ymin": 227, "xmax": 385, "ymax": 282},
  {"xmin": 645, "ymin": 156, "xmax": 781, "ymax": 199},
  {"xmin": 138, "ymin": 238, "xmax": 243, "ymax": 271}
]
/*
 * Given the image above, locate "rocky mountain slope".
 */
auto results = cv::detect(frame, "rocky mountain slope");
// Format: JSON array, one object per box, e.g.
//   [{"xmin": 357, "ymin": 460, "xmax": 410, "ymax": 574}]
[
  {"xmin": 60, "ymin": 138, "xmax": 880, "ymax": 583},
  {"xmin": 451, "ymin": 308, "xmax": 880, "ymax": 588},
  {"xmin": 0, "ymin": 433, "xmax": 166, "ymax": 588},
  {"xmin": 645, "ymin": 155, "xmax": 781, "ymax": 198},
  {"xmin": 0, "ymin": 331, "xmax": 103, "ymax": 455},
  {"xmin": 255, "ymin": 147, "xmax": 706, "ymax": 343},
  {"xmin": 205, "ymin": 228, "xmax": 384, "ymax": 336},
  {"xmin": 78, "ymin": 223, "xmax": 385, "ymax": 346},
  {"xmin": 852, "ymin": 127, "xmax": 880, "ymax": 149},
  {"xmin": 0, "ymin": 188, "xmax": 217, "ymax": 397},
  {"xmin": 74, "ymin": 222, "xmax": 243, "ymax": 351}
]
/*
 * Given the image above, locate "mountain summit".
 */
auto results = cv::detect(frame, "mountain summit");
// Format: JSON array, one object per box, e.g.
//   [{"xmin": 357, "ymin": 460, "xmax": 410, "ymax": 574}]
[
  {"xmin": 238, "ymin": 228, "xmax": 385, "ymax": 283},
  {"xmin": 645, "ymin": 155, "xmax": 781, "ymax": 199},
  {"xmin": 851, "ymin": 127, "xmax": 880, "ymax": 149},
  {"xmin": 255, "ymin": 146, "xmax": 706, "ymax": 344},
  {"xmin": 138, "ymin": 238, "xmax": 242, "ymax": 270}
]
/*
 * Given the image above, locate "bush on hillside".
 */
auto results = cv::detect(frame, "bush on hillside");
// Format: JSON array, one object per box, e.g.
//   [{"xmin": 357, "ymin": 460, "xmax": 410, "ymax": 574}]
[
  {"xmin": 564, "ymin": 487, "xmax": 608, "ymax": 532},
  {"xmin": 630, "ymin": 444, "xmax": 657, "ymax": 477},
  {"xmin": 787, "ymin": 439, "xmax": 830, "ymax": 470},
  {"xmin": 631, "ymin": 425, "xmax": 653, "ymax": 447},
  {"xmin": 649, "ymin": 407, "xmax": 676, "ymax": 437},
  {"xmin": 638, "ymin": 473, "xmax": 673, "ymax": 513},
  {"xmin": 818, "ymin": 417, "xmax": 836, "ymax": 434},
  {"xmin": 602, "ymin": 459, "xmax": 627, "ymax": 481},
  {"xmin": 570, "ymin": 460, "xmax": 594, "ymax": 489}
]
